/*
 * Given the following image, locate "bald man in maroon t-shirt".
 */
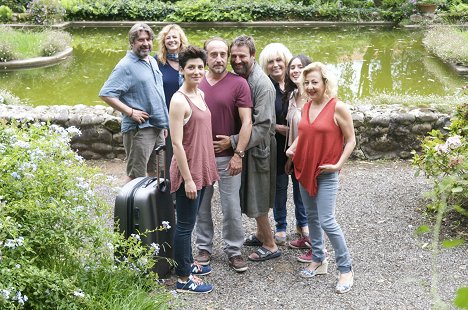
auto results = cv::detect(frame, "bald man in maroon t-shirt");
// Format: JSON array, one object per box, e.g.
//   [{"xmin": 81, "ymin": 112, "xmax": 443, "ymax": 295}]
[{"xmin": 194, "ymin": 37, "xmax": 253, "ymax": 273}]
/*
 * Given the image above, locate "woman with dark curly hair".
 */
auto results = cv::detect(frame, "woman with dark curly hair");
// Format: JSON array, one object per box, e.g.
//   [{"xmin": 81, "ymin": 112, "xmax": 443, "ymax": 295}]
[{"xmin": 170, "ymin": 45, "xmax": 219, "ymax": 294}]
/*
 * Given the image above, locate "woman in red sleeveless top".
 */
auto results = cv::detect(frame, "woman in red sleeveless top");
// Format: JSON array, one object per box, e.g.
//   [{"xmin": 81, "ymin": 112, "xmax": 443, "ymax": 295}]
[
  {"xmin": 169, "ymin": 46, "xmax": 219, "ymax": 294},
  {"xmin": 286, "ymin": 62, "xmax": 356, "ymax": 294}
]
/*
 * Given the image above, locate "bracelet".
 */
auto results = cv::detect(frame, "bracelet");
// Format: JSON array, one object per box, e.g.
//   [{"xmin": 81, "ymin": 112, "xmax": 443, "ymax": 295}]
[{"xmin": 129, "ymin": 108, "xmax": 134, "ymax": 117}]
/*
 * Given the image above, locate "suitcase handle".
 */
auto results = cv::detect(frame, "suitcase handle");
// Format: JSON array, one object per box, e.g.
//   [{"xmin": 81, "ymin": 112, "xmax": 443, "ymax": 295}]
[{"xmin": 155, "ymin": 144, "xmax": 166, "ymax": 189}]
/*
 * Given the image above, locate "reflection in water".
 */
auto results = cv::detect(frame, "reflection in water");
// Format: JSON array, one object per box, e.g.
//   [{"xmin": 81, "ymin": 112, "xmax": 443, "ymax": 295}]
[{"xmin": 1, "ymin": 26, "xmax": 466, "ymax": 106}]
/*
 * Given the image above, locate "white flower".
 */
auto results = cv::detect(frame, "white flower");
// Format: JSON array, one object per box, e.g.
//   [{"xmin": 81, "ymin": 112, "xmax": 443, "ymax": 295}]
[
  {"xmin": 75, "ymin": 154, "xmax": 84, "ymax": 163},
  {"xmin": 11, "ymin": 172, "xmax": 21, "ymax": 180},
  {"xmin": 150, "ymin": 242, "xmax": 160, "ymax": 255},
  {"xmin": 446, "ymin": 135, "xmax": 462, "ymax": 149},
  {"xmin": 66, "ymin": 126, "xmax": 82, "ymax": 136},
  {"xmin": 138, "ymin": 257, "xmax": 148, "ymax": 266},
  {"xmin": 1, "ymin": 288, "xmax": 10, "ymax": 300},
  {"xmin": 162, "ymin": 221, "xmax": 171, "ymax": 230},
  {"xmin": 130, "ymin": 234, "xmax": 141, "ymax": 241},
  {"xmin": 16, "ymin": 291, "xmax": 28, "ymax": 305},
  {"xmin": 13, "ymin": 140, "xmax": 30, "ymax": 149},
  {"xmin": 435, "ymin": 143, "xmax": 448, "ymax": 154},
  {"xmin": 16, "ymin": 236, "xmax": 24, "ymax": 246},
  {"xmin": 73, "ymin": 290, "xmax": 85, "ymax": 298},
  {"xmin": 4, "ymin": 239, "xmax": 16, "ymax": 248}
]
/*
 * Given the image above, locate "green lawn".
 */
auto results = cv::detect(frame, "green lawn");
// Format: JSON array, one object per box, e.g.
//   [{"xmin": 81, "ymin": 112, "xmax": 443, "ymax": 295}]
[{"xmin": 1, "ymin": 28, "xmax": 50, "ymax": 59}]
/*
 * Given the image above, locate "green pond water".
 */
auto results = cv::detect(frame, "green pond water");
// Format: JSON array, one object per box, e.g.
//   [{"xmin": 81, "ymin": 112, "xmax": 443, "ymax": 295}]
[{"xmin": 1, "ymin": 26, "xmax": 467, "ymax": 106}]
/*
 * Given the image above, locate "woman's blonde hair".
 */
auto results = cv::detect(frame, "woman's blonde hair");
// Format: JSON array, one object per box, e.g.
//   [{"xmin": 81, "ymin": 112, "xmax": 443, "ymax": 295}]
[
  {"xmin": 300, "ymin": 62, "xmax": 338, "ymax": 98},
  {"xmin": 258, "ymin": 43, "xmax": 292, "ymax": 77},
  {"xmin": 156, "ymin": 24, "xmax": 189, "ymax": 64}
]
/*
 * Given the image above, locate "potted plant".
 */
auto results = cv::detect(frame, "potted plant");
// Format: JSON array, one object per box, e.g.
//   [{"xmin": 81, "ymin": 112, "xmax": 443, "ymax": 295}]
[{"xmin": 416, "ymin": 0, "xmax": 445, "ymax": 14}]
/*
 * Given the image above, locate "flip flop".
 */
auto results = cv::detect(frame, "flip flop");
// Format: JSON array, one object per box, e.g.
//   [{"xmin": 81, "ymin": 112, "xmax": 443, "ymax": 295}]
[
  {"xmin": 248, "ymin": 246, "xmax": 281, "ymax": 262},
  {"xmin": 244, "ymin": 234, "xmax": 262, "ymax": 246}
]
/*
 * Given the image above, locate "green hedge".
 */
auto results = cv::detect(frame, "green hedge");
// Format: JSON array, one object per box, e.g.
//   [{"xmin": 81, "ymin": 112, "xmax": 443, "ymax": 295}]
[
  {"xmin": 62, "ymin": 0, "xmax": 415, "ymax": 23},
  {"xmin": 2, "ymin": 0, "xmax": 467, "ymax": 23}
]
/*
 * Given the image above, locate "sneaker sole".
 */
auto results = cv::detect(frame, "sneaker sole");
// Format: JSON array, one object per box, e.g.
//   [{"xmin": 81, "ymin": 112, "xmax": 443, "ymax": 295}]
[
  {"xmin": 176, "ymin": 288, "xmax": 213, "ymax": 294},
  {"xmin": 297, "ymin": 257, "xmax": 313, "ymax": 263},
  {"xmin": 192, "ymin": 269, "xmax": 212, "ymax": 276},
  {"xmin": 336, "ymin": 286, "xmax": 352, "ymax": 294},
  {"xmin": 195, "ymin": 260, "xmax": 211, "ymax": 266},
  {"xmin": 289, "ymin": 244, "xmax": 310, "ymax": 249},
  {"xmin": 230, "ymin": 265, "xmax": 248, "ymax": 273}
]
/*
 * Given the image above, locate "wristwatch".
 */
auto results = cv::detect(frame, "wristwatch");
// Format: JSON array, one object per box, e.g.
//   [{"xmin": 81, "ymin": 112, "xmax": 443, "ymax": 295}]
[{"xmin": 234, "ymin": 150, "xmax": 245, "ymax": 158}]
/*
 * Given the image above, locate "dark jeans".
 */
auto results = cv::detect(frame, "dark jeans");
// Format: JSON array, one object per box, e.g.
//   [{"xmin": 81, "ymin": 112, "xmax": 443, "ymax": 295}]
[
  {"xmin": 273, "ymin": 173, "xmax": 308, "ymax": 232},
  {"xmin": 174, "ymin": 184, "xmax": 205, "ymax": 277}
]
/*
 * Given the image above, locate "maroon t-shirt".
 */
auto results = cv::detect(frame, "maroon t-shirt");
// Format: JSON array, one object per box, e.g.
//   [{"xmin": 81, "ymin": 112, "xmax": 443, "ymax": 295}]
[{"xmin": 199, "ymin": 72, "xmax": 253, "ymax": 157}]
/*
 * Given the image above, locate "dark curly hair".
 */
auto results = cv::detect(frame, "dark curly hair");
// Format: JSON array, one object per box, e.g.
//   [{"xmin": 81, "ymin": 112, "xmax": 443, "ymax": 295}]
[{"xmin": 179, "ymin": 45, "xmax": 207, "ymax": 69}]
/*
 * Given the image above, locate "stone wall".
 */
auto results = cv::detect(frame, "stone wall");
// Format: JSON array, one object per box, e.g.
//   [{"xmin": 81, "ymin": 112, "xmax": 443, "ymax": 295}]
[{"xmin": 0, "ymin": 103, "xmax": 451, "ymax": 160}]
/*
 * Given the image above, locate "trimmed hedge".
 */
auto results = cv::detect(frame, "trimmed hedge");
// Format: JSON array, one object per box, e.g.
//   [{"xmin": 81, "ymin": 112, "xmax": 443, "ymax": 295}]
[{"xmin": 62, "ymin": 0, "xmax": 415, "ymax": 23}]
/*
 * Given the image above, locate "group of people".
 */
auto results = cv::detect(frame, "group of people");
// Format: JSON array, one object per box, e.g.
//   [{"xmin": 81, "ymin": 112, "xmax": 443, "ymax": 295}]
[{"xmin": 99, "ymin": 23, "xmax": 356, "ymax": 295}]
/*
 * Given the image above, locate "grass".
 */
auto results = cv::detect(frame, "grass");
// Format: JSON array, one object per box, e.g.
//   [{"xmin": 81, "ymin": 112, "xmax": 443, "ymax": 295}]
[
  {"xmin": 0, "ymin": 26, "xmax": 71, "ymax": 60},
  {"xmin": 0, "ymin": 27, "xmax": 49, "ymax": 58},
  {"xmin": 423, "ymin": 26, "xmax": 468, "ymax": 66}
]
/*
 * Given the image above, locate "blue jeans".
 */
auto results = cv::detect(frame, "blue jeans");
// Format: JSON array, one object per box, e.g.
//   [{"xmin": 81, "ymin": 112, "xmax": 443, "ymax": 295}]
[
  {"xmin": 273, "ymin": 173, "xmax": 308, "ymax": 232},
  {"xmin": 174, "ymin": 184, "xmax": 206, "ymax": 277},
  {"xmin": 299, "ymin": 172, "xmax": 352, "ymax": 273}
]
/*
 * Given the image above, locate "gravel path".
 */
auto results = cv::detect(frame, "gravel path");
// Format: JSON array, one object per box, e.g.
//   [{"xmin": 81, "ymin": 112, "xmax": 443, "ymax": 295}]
[{"xmin": 91, "ymin": 159, "xmax": 467, "ymax": 310}]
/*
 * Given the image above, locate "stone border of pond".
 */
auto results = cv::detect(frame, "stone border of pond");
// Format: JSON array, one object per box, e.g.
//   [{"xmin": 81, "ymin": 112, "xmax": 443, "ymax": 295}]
[
  {"xmin": 0, "ymin": 47, "xmax": 73, "ymax": 71},
  {"xmin": 0, "ymin": 103, "xmax": 451, "ymax": 161},
  {"xmin": 447, "ymin": 62, "xmax": 468, "ymax": 75}
]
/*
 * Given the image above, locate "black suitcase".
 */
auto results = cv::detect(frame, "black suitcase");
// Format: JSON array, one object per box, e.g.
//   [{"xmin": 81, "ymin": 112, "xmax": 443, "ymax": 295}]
[{"xmin": 114, "ymin": 144, "xmax": 175, "ymax": 278}]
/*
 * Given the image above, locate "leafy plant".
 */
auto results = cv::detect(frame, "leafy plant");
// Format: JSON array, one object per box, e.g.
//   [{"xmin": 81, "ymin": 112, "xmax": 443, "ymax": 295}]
[
  {"xmin": 412, "ymin": 102, "xmax": 468, "ymax": 217},
  {"xmin": 0, "ymin": 5, "xmax": 13, "ymax": 21},
  {"xmin": 27, "ymin": 0, "xmax": 66, "ymax": 25},
  {"xmin": 417, "ymin": 0, "xmax": 446, "ymax": 4},
  {"xmin": 0, "ymin": 121, "xmax": 174, "ymax": 309},
  {"xmin": 0, "ymin": 0, "xmax": 29, "ymax": 12}
]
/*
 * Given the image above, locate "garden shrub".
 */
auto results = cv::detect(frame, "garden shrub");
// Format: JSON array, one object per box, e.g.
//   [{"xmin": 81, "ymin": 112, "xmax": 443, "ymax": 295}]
[
  {"xmin": 27, "ymin": 0, "xmax": 66, "ymax": 25},
  {"xmin": 166, "ymin": 0, "xmax": 253, "ymax": 22},
  {"xmin": 63, "ymin": 0, "xmax": 172, "ymax": 21},
  {"xmin": 60, "ymin": 0, "xmax": 407, "ymax": 22},
  {"xmin": 0, "ymin": 89, "xmax": 22, "ymax": 105},
  {"xmin": 0, "ymin": 121, "xmax": 173, "ymax": 309},
  {"xmin": 442, "ymin": 1, "xmax": 468, "ymax": 23},
  {"xmin": 40, "ymin": 30, "xmax": 72, "ymax": 56},
  {"xmin": 0, "ymin": 5, "xmax": 13, "ymax": 22},
  {"xmin": 412, "ymin": 102, "xmax": 468, "ymax": 218},
  {"xmin": 379, "ymin": 0, "xmax": 415, "ymax": 22},
  {"xmin": 0, "ymin": 0, "xmax": 29, "ymax": 12}
]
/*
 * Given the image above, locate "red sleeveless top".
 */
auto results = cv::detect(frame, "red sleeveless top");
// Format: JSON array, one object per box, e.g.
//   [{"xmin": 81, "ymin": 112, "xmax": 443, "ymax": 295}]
[
  {"xmin": 292, "ymin": 98, "xmax": 343, "ymax": 196},
  {"xmin": 170, "ymin": 92, "xmax": 219, "ymax": 193}
]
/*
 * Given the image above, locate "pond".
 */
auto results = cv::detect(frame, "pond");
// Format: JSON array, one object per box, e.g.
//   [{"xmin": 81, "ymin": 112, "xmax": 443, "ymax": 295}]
[{"xmin": 1, "ymin": 25, "xmax": 467, "ymax": 106}]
